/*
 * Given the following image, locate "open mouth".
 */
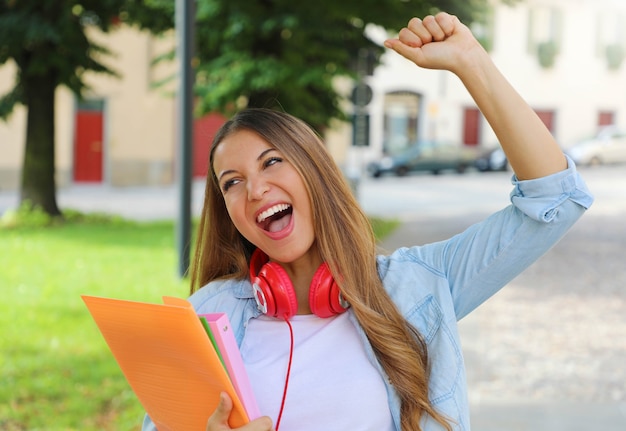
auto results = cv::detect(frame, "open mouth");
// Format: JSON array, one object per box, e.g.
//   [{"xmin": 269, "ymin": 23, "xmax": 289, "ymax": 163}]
[{"xmin": 257, "ymin": 204, "xmax": 293, "ymax": 232}]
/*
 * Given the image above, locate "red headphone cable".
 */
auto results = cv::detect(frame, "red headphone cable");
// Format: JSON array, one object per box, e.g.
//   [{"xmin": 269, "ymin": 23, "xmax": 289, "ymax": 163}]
[{"xmin": 275, "ymin": 316, "xmax": 294, "ymax": 431}]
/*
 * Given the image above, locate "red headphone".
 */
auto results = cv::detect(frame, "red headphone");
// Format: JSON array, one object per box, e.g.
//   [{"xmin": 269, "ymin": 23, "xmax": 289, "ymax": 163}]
[{"xmin": 249, "ymin": 248, "xmax": 349, "ymax": 319}]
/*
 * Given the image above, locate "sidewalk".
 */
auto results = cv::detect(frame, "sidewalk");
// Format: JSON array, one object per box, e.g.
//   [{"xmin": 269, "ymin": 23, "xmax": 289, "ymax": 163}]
[
  {"xmin": 0, "ymin": 181, "xmax": 207, "ymax": 221},
  {"xmin": 469, "ymin": 401, "xmax": 626, "ymax": 430}
]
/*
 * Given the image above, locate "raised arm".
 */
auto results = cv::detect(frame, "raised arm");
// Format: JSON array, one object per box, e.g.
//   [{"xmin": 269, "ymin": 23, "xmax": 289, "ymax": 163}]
[{"xmin": 384, "ymin": 12, "xmax": 567, "ymax": 180}]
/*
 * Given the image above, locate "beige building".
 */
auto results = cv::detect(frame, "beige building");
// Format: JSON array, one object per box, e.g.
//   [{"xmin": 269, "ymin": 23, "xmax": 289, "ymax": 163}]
[
  {"xmin": 0, "ymin": 25, "xmax": 182, "ymax": 190},
  {"xmin": 1, "ymin": 0, "xmax": 625, "ymax": 191}
]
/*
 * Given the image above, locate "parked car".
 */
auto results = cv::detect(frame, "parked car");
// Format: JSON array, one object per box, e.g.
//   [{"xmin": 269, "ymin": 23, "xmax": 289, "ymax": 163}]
[
  {"xmin": 367, "ymin": 141, "xmax": 477, "ymax": 177},
  {"xmin": 474, "ymin": 147, "xmax": 508, "ymax": 172},
  {"xmin": 565, "ymin": 126, "xmax": 626, "ymax": 166}
]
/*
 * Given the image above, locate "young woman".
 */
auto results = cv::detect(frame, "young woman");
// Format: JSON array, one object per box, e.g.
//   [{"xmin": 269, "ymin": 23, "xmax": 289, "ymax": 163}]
[{"xmin": 143, "ymin": 12, "xmax": 593, "ymax": 431}]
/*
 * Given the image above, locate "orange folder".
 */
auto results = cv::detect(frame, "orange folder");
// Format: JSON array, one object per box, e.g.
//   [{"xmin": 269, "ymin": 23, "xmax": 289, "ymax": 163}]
[{"xmin": 81, "ymin": 295, "xmax": 250, "ymax": 431}]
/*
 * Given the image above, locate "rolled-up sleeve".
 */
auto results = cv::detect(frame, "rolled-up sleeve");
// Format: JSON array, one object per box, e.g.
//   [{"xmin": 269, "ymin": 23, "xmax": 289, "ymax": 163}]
[
  {"xmin": 389, "ymin": 156, "xmax": 594, "ymax": 321},
  {"xmin": 510, "ymin": 156, "xmax": 594, "ymax": 222},
  {"xmin": 448, "ymin": 156, "xmax": 593, "ymax": 318}
]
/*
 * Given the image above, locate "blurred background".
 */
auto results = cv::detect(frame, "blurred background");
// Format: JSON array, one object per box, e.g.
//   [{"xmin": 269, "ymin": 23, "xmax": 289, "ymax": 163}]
[
  {"xmin": 1, "ymin": 0, "xmax": 625, "ymax": 429},
  {"xmin": 1, "ymin": 0, "xmax": 625, "ymax": 197}
]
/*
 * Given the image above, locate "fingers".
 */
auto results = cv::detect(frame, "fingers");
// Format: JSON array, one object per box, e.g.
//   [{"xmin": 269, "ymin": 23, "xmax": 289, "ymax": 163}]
[
  {"xmin": 397, "ymin": 25, "xmax": 424, "ymax": 48},
  {"xmin": 434, "ymin": 12, "xmax": 459, "ymax": 38},
  {"xmin": 383, "ymin": 37, "xmax": 421, "ymax": 64},
  {"xmin": 384, "ymin": 11, "xmax": 470, "ymax": 72},
  {"xmin": 421, "ymin": 15, "xmax": 446, "ymax": 42},
  {"xmin": 248, "ymin": 416, "xmax": 274, "ymax": 431},
  {"xmin": 206, "ymin": 392, "xmax": 275, "ymax": 431},
  {"xmin": 405, "ymin": 17, "xmax": 430, "ymax": 46},
  {"xmin": 206, "ymin": 392, "xmax": 233, "ymax": 431},
  {"xmin": 392, "ymin": 12, "xmax": 458, "ymax": 48}
]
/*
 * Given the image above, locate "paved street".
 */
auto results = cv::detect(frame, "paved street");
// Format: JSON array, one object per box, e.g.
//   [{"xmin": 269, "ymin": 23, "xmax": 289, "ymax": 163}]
[{"xmin": 1, "ymin": 165, "xmax": 625, "ymax": 429}]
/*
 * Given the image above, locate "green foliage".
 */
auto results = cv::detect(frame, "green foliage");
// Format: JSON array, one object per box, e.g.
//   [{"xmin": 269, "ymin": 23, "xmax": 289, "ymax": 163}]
[
  {"xmin": 192, "ymin": 0, "xmax": 488, "ymax": 130},
  {"xmin": 0, "ymin": 86, "xmax": 22, "ymax": 121},
  {"xmin": 0, "ymin": 201, "xmax": 129, "ymax": 229},
  {"xmin": 370, "ymin": 216, "xmax": 401, "ymax": 241},
  {"xmin": 0, "ymin": 0, "xmax": 174, "ymax": 113},
  {"xmin": 0, "ymin": 212, "xmax": 397, "ymax": 429},
  {"xmin": 0, "ymin": 201, "xmax": 56, "ymax": 228}
]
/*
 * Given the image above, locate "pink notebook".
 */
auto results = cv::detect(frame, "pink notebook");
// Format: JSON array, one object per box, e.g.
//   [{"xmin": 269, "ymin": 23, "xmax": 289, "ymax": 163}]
[{"xmin": 199, "ymin": 313, "xmax": 260, "ymax": 420}]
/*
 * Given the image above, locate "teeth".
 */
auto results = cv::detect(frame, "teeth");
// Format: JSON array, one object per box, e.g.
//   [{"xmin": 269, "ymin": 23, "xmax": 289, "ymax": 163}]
[{"xmin": 257, "ymin": 204, "xmax": 291, "ymax": 223}]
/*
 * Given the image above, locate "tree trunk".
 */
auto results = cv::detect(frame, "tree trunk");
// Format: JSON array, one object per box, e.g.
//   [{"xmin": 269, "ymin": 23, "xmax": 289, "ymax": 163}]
[{"xmin": 19, "ymin": 73, "xmax": 61, "ymax": 217}]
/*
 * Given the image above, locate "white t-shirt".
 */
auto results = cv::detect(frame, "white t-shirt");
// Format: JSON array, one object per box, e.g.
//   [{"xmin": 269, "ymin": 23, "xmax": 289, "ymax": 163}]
[{"xmin": 240, "ymin": 312, "xmax": 394, "ymax": 431}]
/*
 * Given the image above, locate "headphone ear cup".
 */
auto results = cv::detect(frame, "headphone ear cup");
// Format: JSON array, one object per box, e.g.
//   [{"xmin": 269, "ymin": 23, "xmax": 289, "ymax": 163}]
[
  {"xmin": 256, "ymin": 262, "xmax": 299, "ymax": 319},
  {"xmin": 309, "ymin": 263, "xmax": 348, "ymax": 318}
]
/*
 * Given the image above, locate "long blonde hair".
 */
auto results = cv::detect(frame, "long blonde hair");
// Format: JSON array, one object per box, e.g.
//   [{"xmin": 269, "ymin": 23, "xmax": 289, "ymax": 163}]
[{"xmin": 190, "ymin": 108, "xmax": 452, "ymax": 431}]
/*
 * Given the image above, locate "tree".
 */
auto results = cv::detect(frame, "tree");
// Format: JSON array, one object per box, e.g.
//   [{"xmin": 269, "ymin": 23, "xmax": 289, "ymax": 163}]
[
  {"xmin": 193, "ymin": 0, "xmax": 488, "ymax": 131},
  {"xmin": 0, "ymin": 0, "xmax": 174, "ymax": 216},
  {"xmin": 1, "ymin": 0, "xmax": 489, "ymax": 217}
]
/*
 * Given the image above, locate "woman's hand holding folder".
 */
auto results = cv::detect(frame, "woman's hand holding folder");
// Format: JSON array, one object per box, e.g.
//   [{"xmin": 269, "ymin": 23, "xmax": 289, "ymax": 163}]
[{"xmin": 206, "ymin": 392, "xmax": 274, "ymax": 431}]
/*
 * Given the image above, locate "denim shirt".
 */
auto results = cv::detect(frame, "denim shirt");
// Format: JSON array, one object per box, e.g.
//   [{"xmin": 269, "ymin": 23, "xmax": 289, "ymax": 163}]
[{"xmin": 142, "ymin": 158, "xmax": 593, "ymax": 431}]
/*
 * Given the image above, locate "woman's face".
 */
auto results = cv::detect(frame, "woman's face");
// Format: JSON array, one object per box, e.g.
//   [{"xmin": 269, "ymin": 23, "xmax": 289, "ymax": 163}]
[{"xmin": 212, "ymin": 129, "xmax": 317, "ymax": 265}]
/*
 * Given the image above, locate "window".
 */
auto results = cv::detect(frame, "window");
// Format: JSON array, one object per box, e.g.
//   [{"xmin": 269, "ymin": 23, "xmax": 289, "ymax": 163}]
[
  {"xmin": 382, "ymin": 92, "xmax": 421, "ymax": 155},
  {"xmin": 528, "ymin": 6, "xmax": 563, "ymax": 68},
  {"xmin": 596, "ymin": 11, "xmax": 626, "ymax": 69}
]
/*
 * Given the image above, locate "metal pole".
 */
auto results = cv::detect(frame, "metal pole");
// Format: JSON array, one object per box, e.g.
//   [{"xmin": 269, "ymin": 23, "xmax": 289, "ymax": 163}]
[{"xmin": 175, "ymin": 0, "xmax": 194, "ymax": 278}]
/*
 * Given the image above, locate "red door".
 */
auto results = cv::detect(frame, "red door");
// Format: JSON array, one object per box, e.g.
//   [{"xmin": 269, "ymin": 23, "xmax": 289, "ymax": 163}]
[
  {"xmin": 74, "ymin": 110, "xmax": 103, "ymax": 182},
  {"xmin": 193, "ymin": 112, "xmax": 226, "ymax": 177},
  {"xmin": 462, "ymin": 107, "xmax": 480, "ymax": 146}
]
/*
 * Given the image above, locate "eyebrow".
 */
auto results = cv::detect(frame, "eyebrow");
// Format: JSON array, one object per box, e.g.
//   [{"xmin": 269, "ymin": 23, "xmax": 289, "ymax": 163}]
[{"xmin": 217, "ymin": 147, "xmax": 277, "ymax": 181}]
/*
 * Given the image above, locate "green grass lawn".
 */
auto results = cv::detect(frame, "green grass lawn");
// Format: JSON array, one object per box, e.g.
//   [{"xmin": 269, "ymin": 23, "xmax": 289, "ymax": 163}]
[{"xmin": 0, "ymin": 213, "xmax": 398, "ymax": 430}]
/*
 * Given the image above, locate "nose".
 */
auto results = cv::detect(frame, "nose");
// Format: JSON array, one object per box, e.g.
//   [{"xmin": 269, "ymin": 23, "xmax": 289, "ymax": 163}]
[{"xmin": 247, "ymin": 175, "xmax": 269, "ymax": 201}]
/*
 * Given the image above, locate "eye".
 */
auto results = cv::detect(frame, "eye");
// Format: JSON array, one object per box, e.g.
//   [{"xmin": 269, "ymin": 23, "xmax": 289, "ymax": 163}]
[
  {"xmin": 221, "ymin": 177, "xmax": 240, "ymax": 193},
  {"xmin": 263, "ymin": 156, "xmax": 283, "ymax": 168}
]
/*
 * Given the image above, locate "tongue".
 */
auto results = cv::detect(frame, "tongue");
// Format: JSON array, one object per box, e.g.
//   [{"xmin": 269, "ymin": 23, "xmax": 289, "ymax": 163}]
[{"xmin": 267, "ymin": 213, "xmax": 291, "ymax": 233}]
